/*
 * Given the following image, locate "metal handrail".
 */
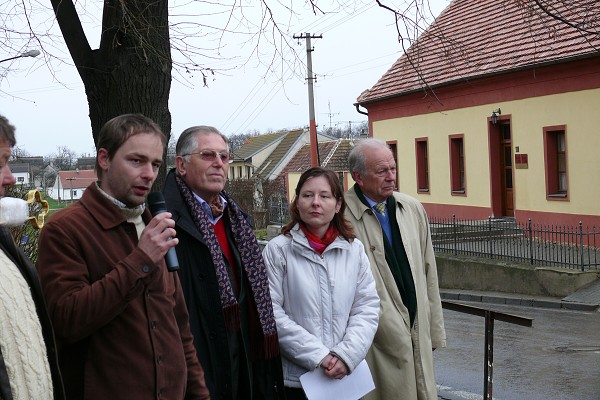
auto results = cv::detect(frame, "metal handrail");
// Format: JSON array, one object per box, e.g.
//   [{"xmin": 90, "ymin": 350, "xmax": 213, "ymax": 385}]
[{"xmin": 442, "ymin": 300, "xmax": 533, "ymax": 400}]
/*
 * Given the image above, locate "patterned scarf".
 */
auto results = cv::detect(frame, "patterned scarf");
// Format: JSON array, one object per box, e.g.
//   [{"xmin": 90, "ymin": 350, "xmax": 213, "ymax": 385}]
[{"xmin": 175, "ymin": 175, "xmax": 279, "ymax": 359}]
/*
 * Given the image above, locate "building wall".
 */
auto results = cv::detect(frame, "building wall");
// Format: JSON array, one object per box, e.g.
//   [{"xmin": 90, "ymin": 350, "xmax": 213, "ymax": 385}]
[
  {"xmin": 12, "ymin": 172, "xmax": 30, "ymax": 185},
  {"xmin": 230, "ymin": 142, "xmax": 283, "ymax": 180},
  {"xmin": 511, "ymin": 89, "xmax": 599, "ymax": 217},
  {"xmin": 372, "ymin": 87, "xmax": 600, "ymax": 225},
  {"xmin": 252, "ymin": 141, "xmax": 282, "ymax": 174},
  {"xmin": 229, "ymin": 161, "xmax": 253, "ymax": 180},
  {"xmin": 48, "ymin": 184, "xmax": 87, "ymax": 201},
  {"xmin": 287, "ymin": 172, "xmax": 300, "ymax": 203}
]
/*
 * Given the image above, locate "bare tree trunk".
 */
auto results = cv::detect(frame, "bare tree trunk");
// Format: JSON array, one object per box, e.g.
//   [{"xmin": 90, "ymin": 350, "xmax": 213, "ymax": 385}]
[{"xmin": 50, "ymin": 0, "xmax": 172, "ymax": 189}]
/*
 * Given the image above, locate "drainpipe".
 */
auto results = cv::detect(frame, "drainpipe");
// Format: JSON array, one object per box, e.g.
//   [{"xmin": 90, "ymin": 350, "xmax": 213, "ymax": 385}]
[{"xmin": 354, "ymin": 103, "xmax": 368, "ymax": 116}]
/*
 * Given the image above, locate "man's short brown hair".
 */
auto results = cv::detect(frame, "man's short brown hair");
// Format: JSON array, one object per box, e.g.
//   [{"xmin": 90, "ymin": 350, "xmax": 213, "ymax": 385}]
[{"xmin": 95, "ymin": 114, "xmax": 166, "ymax": 180}]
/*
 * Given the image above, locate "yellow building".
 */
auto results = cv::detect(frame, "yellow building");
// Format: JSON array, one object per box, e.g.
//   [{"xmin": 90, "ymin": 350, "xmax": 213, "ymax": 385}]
[{"xmin": 356, "ymin": 0, "xmax": 600, "ymax": 227}]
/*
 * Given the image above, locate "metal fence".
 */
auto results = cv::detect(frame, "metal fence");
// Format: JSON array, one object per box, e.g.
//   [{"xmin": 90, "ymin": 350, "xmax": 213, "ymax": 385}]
[
  {"xmin": 268, "ymin": 198, "xmax": 289, "ymax": 225},
  {"xmin": 430, "ymin": 216, "xmax": 599, "ymax": 271}
]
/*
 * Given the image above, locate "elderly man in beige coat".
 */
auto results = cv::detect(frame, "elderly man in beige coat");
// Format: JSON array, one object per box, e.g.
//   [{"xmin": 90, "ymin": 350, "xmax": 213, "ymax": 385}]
[{"xmin": 344, "ymin": 138, "xmax": 446, "ymax": 399}]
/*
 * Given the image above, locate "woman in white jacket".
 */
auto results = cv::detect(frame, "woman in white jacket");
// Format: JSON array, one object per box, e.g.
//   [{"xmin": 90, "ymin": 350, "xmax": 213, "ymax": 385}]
[{"xmin": 263, "ymin": 167, "xmax": 380, "ymax": 400}]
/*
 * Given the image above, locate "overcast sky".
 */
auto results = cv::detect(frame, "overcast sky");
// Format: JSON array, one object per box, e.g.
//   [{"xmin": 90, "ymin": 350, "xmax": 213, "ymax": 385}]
[{"xmin": 1, "ymin": 0, "xmax": 448, "ymax": 156}]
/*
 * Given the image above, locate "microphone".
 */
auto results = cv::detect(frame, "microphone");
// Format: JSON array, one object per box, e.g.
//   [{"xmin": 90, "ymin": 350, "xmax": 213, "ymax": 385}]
[
  {"xmin": 147, "ymin": 192, "xmax": 179, "ymax": 272},
  {"xmin": 0, "ymin": 190, "xmax": 49, "ymax": 229},
  {"xmin": 0, "ymin": 197, "xmax": 29, "ymax": 226}
]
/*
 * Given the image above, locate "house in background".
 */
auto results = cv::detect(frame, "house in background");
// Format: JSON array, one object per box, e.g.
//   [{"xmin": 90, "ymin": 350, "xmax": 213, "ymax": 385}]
[
  {"xmin": 8, "ymin": 163, "xmax": 31, "ymax": 186},
  {"xmin": 229, "ymin": 131, "xmax": 288, "ymax": 181},
  {"xmin": 355, "ymin": 0, "xmax": 600, "ymax": 226},
  {"xmin": 282, "ymin": 138, "xmax": 356, "ymax": 202},
  {"xmin": 229, "ymin": 129, "xmax": 333, "ymax": 181},
  {"xmin": 76, "ymin": 156, "xmax": 96, "ymax": 170},
  {"xmin": 14, "ymin": 156, "xmax": 46, "ymax": 187},
  {"xmin": 49, "ymin": 169, "xmax": 97, "ymax": 201}
]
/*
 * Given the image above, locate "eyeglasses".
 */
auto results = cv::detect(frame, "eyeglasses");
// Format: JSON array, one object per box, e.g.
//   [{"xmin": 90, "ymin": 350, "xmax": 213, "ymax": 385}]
[{"xmin": 183, "ymin": 150, "xmax": 232, "ymax": 164}]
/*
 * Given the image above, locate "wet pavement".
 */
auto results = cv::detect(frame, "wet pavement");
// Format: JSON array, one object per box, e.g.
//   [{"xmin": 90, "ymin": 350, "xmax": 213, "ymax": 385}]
[
  {"xmin": 434, "ymin": 289, "xmax": 600, "ymax": 400},
  {"xmin": 562, "ymin": 279, "xmax": 600, "ymax": 306}
]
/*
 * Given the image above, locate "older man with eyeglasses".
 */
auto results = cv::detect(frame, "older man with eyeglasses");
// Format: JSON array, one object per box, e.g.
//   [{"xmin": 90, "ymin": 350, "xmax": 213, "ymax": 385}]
[{"xmin": 163, "ymin": 126, "xmax": 285, "ymax": 400}]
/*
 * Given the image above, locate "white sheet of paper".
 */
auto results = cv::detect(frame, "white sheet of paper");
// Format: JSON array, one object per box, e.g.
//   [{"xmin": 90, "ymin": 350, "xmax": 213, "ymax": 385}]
[{"xmin": 299, "ymin": 359, "xmax": 375, "ymax": 400}]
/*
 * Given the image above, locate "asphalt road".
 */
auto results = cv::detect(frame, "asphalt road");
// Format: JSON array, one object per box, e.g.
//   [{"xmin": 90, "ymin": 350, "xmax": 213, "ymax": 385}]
[{"xmin": 435, "ymin": 302, "xmax": 600, "ymax": 400}]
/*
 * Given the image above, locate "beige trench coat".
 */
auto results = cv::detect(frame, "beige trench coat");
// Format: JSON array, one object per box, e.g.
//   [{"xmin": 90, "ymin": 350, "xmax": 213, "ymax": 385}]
[{"xmin": 344, "ymin": 189, "xmax": 446, "ymax": 400}]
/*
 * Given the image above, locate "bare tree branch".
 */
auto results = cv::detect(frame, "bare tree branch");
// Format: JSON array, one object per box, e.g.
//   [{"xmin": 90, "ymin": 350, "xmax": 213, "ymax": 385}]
[{"xmin": 529, "ymin": 0, "xmax": 599, "ymax": 36}]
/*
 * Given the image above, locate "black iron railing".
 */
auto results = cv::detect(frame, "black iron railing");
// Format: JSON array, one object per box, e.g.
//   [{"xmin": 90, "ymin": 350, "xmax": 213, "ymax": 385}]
[
  {"xmin": 430, "ymin": 216, "xmax": 599, "ymax": 271},
  {"xmin": 268, "ymin": 198, "xmax": 289, "ymax": 225}
]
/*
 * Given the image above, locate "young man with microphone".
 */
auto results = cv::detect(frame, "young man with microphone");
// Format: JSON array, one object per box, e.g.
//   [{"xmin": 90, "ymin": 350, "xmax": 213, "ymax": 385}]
[{"xmin": 37, "ymin": 114, "xmax": 210, "ymax": 399}]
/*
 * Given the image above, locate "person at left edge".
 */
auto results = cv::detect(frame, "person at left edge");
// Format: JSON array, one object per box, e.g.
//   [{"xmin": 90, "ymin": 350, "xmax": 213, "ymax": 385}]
[
  {"xmin": 163, "ymin": 125, "xmax": 285, "ymax": 399},
  {"xmin": 0, "ymin": 114, "xmax": 65, "ymax": 400},
  {"xmin": 36, "ymin": 114, "xmax": 210, "ymax": 400}
]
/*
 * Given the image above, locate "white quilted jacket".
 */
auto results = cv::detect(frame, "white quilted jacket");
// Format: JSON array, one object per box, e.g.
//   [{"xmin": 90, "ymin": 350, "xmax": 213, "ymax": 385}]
[{"xmin": 262, "ymin": 224, "xmax": 380, "ymax": 388}]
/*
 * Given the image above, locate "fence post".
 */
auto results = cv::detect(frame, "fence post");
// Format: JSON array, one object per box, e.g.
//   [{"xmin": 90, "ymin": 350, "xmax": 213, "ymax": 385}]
[
  {"xmin": 483, "ymin": 310, "xmax": 494, "ymax": 400},
  {"xmin": 488, "ymin": 217, "xmax": 493, "ymax": 258},
  {"xmin": 528, "ymin": 219, "xmax": 533, "ymax": 265},
  {"xmin": 579, "ymin": 221, "xmax": 585, "ymax": 272},
  {"xmin": 453, "ymin": 214, "xmax": 457, "ymax": 256}
]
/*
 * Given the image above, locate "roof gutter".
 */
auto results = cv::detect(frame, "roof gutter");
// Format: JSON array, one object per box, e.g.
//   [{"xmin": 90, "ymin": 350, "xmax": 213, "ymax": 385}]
[{"xmin": 354, "ymin": 102, "xmax": 368, "ymax": 116}]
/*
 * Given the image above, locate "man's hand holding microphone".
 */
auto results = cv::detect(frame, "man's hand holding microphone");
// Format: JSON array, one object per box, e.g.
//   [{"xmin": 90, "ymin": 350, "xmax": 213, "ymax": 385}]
[{"xmin": 142, "ymin": 192, "xmax": 180, "ymax": 271}]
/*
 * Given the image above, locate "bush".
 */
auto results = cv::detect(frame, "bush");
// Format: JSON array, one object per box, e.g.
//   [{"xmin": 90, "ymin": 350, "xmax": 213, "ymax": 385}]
[
  {"xmin": 254, "ymin": 228, "xmax": 267, "ymax": 240},
  {"xmin": 226, "ymin": 176, "xmax": 288, "ymax": 229}
]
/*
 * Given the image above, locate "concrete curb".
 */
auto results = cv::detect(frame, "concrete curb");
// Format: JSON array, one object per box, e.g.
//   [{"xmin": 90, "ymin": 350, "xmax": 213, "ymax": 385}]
[{"xmin": 440, "ymin": 290, "xmax": 598, "ymax": 312}]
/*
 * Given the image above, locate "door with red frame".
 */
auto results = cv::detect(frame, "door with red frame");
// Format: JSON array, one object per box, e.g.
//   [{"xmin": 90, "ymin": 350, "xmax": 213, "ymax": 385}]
[
  {"xmin": 489, "ymin": 119, "xmax": 515, "ymax": 218},
  {"xmin": 500, "ymin": 122, "xmax": 514, "ymax": 217}
]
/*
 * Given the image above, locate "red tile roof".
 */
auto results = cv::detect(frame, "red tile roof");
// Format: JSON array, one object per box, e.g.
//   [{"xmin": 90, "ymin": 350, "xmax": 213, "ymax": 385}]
[
  {"xmin": 282, "ymin": 139, "xmax": 354, "ymax": 174},
  {"xmin": 58, "ymin": 169, "xmax": 97, "ymax": 189},
  {"xmin": 358, "ymin": 0, "xmax": 600, "ymax": 103}
]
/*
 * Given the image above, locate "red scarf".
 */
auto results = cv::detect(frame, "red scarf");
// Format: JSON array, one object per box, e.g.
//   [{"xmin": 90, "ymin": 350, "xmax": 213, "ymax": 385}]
[{"xmin": 300, "ymin": 223, "xmax": 339, "ymax": 254}]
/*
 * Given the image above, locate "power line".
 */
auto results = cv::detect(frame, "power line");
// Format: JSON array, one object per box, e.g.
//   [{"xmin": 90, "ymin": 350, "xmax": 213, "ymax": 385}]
[{"xmin": 215, "ymin": 3, "xmax": 383, "ymax": 137}]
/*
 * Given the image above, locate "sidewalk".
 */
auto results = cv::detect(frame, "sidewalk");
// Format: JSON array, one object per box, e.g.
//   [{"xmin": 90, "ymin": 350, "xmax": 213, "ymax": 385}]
[{"xmin": 440, "ymin": 278, "xmax": 600, "ymax": 312}]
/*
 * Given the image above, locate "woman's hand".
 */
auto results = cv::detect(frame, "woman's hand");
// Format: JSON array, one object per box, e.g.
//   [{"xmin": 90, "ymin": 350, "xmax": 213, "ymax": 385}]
[{"xmin": 321, "ymin": 353, "xmax": 349, "ymax": 380}]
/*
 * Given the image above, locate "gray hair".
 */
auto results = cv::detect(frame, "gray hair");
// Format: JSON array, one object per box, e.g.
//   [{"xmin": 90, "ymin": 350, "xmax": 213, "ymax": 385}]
[
  {"xmin": 176, "ymin": 126, "xmax": 229, "ymax": 161},
  {"xmin": 348, "ymin": 138, "xmax": 391, "ymax": 175}
]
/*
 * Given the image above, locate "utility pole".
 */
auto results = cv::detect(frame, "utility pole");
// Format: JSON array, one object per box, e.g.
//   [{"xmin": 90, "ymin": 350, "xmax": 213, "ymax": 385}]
[
  {"xmin": 294, "ymin": 32, "xmax": 322, "ymax": 167},
  {"xmin": 66, "ymin": 177, "xmax": 75, "ymax": 203}
]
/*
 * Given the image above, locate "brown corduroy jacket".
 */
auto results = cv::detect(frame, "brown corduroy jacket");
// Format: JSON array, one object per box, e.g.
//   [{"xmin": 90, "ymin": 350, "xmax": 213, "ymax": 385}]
[{"xmin": 37, "ymin": 183, "xmax": 210, "ymax": 400}]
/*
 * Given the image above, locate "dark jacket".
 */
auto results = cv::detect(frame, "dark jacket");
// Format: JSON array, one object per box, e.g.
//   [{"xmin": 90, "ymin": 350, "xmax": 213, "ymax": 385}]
[
  {"xmin": 164, "ymin": 169, "xmax": 285, "ymax": 400},
  {"xmin": 37, "ymin": 183, "xmax": 210, "ymax": 400},
  {"xmin": 0, "ymin": 226, "xmax": 65, "ymax": 400}
]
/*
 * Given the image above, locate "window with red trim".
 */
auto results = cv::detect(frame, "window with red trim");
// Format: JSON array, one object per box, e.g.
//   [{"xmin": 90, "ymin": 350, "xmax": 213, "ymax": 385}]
[
  {"xmin": 415, "ymin": 138, "xmax": 429, "ymax": 192},
  {"xmin": 387, "ymin": 141, "xmax": 399, "ymax": 190},
  {"xmin": 449, "ymin": 135, "xmax": 465, "ymax": 194},
  {"xmin": 543, "ymin": 126, "xmax": 568, "ymax": 199}
]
